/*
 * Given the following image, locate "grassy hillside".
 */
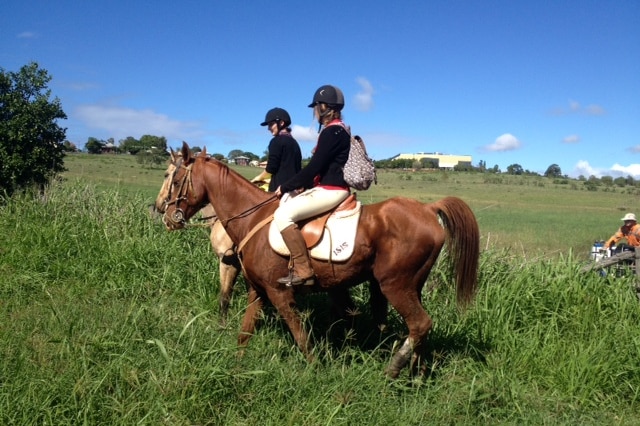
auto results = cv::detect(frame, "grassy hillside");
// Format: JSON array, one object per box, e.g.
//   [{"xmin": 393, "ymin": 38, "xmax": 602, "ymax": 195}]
[{"xmin": 63, "ymin": 152, "xmax": 639, "ymax": 258}]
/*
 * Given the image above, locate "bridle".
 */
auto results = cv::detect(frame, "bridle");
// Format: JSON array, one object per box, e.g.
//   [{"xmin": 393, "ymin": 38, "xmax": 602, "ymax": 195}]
[
  {"xmin": 161, "ymin": 157, "xmax": 278, "ymax": 229},
  {"xmin": 162, "ymin": 158, "xmax": 194, "ymax": 228}
]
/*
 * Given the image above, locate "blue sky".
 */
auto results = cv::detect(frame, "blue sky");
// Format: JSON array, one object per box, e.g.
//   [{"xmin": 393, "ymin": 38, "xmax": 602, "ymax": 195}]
[{"xmin": 2, "ymin": 0, "xmax": 638, "ymax": 177}]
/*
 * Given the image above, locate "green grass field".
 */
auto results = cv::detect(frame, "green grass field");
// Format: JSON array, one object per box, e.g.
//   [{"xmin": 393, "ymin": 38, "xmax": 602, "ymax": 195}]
[
  {"xmin": 64, "ymin": 152, "xmax": 638, "ymax": 257},
  {"xmin": 1, "ymin": 153, "xmax": 639, "ymax": 424}
]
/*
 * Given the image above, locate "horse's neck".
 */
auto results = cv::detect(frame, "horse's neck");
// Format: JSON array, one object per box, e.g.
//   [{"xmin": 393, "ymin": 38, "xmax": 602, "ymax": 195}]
[{"xmin": 202, "ymin": 161, "xmax": 274, "ymax": 242}]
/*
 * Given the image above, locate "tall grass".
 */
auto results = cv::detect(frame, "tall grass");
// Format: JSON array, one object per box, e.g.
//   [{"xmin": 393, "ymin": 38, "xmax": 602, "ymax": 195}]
[{"xmin": 1, "ymin": 181, "xmax": 639, "ymax": 424}]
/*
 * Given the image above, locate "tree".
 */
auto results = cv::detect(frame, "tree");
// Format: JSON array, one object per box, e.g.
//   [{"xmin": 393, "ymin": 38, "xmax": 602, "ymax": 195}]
[
  {"xmin": 506, "ymin": 163, "xmax": 524, "ymax": 175},
  {"xmin": 62, "ymin": 140, "xmax": 78, "ymax": 152},
  {"xmin": 85, "ymin": 137, "xmax": 104, "ymax": 154},
  {"xmin": 613, "ymin": 177, "xmax": 627, "ymax": 187},
  {"xmin": 119, "ymin": 136, "xmax": 141, "ymax": 154},
  {"xmin": 419, "ymin": 157, "xmax": 438, "ymax": 169},
  {"xmin": 601, "ymin": 176, "xmax": 613, "ymax": 187},
  {"xmin": 0, "ymin": 62, "xmax": 67, "ymax": 196},
  {"xmin": 544, "ymin": 164, "xmax": 562, "ymax": 178},
  {"xmin": 139, "ymin": 134, "xmax": 167, "ymax": 152}
]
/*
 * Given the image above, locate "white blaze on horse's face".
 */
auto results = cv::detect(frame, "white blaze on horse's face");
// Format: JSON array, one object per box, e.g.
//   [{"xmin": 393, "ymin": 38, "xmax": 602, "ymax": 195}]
[{"xmin": 155, "ymin": 161, "xmax": 177, "ymax": 213}]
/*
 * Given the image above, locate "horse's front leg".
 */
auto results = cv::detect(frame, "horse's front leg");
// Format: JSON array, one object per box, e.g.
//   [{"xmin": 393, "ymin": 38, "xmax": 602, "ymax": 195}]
[
  {"xmin": 210, "ymin": 221, "xmax": 240, "ymax": 324},
  {"xmin": 218, "ymin": 250, "xmax": 240, "ymax": 324},
  {"xmin": 267, "ymin": 288, "xmax": 313, "ymax": 361},
  {"xmin": 237, "ymin": 286, "xmax": 263, "ymax": 351}
]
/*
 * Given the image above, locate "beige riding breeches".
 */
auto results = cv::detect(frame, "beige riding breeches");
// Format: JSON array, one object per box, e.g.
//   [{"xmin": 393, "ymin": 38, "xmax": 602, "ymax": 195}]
[{"xmin": 273, "ymin": 187, "xmax": 350, "ymax": 231}]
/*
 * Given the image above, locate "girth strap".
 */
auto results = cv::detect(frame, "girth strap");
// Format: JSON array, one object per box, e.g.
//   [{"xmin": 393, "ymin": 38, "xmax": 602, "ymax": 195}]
[{"xmin": 236, "ymin": 214, "xmax": 274, "ymax": 277}]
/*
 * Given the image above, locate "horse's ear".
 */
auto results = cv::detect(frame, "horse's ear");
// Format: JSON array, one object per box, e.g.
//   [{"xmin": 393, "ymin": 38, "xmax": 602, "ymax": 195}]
[
  {"xmin": 201, "ymin": 146, "xmax": 207, "ymax": 157},
  {"xmin": 181, "ymin": 141, "xmax": 191, "ymax": 161},
  {"xmin": 170, "ymin": 147, "xmax": 177, "ymax": 163}
]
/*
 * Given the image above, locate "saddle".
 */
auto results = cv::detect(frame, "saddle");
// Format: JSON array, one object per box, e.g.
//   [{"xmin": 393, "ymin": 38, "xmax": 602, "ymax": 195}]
[
  {"xmin": 299, "ymin": 193, "xmax": 358, "ymax": 248},
  {"xmin": 267, "ymin": 192, "xmax": 362, "ymax": 261}
]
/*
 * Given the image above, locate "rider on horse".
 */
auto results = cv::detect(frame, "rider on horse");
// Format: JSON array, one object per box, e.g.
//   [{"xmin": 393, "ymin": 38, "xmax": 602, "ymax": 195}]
[{"xmin": 273, "ymin": 85, "xmax": 351, "ymax": 286}]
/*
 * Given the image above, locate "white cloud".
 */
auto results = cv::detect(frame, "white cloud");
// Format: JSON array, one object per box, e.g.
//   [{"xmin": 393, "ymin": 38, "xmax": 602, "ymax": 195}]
[
  {"xmin": 611, "ymin": 163, "xmax": 640, "ymax": 177},
  {"xmin": 585, "ymin": 104, "xmax": 605, "ymax": 115},
  {"xmin": 291, "ymin": 124, "xmax": 317, "ymax": 142},
  {"xmin": 569, "ymin": 99, "xmax": 581, "ymax": 112},
  {"xmin": 571, "ymin": 160, "xmax": 640, "ymax": 179},
  {"xmin": 571, "ymin": 160, "xmax": 600, "ymax": 178},
  {"xmin": 483, "ymin": 133, "xmax": 522, "ymax": 152},
  {"xmin": 67, "ymin": 82, "xmax": 99, "ymax": 91},
  {"xmin": 17, "ymin": 31, "xmax": 37, "ymax": 39},
  {"xmin": 552, "ymin": 99, "xmax": 606, "ymax": 116},
  {"xmin": 353, "ymin": 77, "xmax": 374, "ymax": 112},
  {"xmin": 563, "ymin": 134, "xmax": 580, "ymax": 143},
  {"xmin": 74, "ymin": 104, "xmax": 203, "ymax": 141}
]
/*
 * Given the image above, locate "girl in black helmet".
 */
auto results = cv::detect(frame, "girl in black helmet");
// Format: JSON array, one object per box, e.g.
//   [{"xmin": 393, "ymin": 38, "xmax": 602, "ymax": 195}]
[
  {"xmin": 273, "ymin": 85, "xmax": 351, "ymax": 286},
  {"xmin": 251, "ymin": 107, "xmax": 302, "ymax": 192}
]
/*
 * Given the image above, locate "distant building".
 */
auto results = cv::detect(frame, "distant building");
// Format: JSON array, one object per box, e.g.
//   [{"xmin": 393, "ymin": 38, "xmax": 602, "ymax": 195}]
[
  {"xmin": 102, "ymin": 142, "xmax": 117, "ymax": 154},
  {"xmin": 232, "ymin": 156, "xmax": 250, "ymax": 166},
  {"xmin": 390, "ymin": 152, "xmax": 472, "ymax": 169}
]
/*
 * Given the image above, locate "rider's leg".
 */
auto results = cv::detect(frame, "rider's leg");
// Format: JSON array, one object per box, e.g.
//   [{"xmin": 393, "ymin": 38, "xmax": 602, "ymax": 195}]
[
  {"xmin": 278, "ymin": 224, "xmax": 315, "ymax": 286},
  {"xmin": 274, "ymin": 187, "xmax": 349, "ymax": 286}
]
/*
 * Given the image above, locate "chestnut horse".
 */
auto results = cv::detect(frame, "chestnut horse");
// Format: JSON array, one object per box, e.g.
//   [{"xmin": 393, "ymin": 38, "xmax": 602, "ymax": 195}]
[
  {"xmin": 161, "ymin": 142, "xmax": 479, "ymax": 378},
  {"xmin": 155, "ymin": 152, "xmax": 383, "ymax": 328}
]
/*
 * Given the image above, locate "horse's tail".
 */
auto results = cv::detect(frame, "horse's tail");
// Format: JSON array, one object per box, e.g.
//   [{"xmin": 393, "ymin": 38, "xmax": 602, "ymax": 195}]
[{"xmin": 434, "ymin": 196, "xmax": 479, "ymax": 306}]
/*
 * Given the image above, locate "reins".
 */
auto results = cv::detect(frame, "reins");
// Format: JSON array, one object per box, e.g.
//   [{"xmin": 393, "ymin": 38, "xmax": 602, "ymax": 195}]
[{"xmin": 220, "ymin": 195, "xmax": 278, "ymax": 227}]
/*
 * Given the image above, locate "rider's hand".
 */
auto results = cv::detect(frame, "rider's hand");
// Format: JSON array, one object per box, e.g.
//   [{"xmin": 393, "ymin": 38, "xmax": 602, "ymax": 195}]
[{"xmin": 275, "ymin": 186, "xmax": 282, "ymax": 198}]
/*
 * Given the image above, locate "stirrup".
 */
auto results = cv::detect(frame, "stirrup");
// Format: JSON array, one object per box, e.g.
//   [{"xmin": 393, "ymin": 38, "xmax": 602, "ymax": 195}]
[{"xmin": 277, "ymin": 271, "xmax": 315, "ymax": 287}]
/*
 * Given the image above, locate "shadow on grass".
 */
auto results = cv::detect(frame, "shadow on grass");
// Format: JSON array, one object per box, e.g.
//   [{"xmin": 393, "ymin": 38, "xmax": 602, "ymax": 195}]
[{"xmin": 239, "ymin": 281, "xmax": 491, "ymax": 380}]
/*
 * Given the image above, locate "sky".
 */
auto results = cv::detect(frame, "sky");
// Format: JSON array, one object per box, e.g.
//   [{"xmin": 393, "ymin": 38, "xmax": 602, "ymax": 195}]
[{"xmin": 2, "ymin": 0, "xmax": 639, "ymax": 178}]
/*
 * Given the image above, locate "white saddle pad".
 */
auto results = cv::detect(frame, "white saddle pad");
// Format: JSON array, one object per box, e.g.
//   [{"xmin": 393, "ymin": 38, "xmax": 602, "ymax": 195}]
[{"xmin": 269, "ymin": 201, "xmax": 362, "ymax": 262}]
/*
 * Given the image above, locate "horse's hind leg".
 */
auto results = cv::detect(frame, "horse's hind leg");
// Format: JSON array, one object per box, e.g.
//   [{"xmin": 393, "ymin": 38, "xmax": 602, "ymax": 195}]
[
  {"xmin": 381, "ymin": 284, "xmax": 433, "ymax": 378},
  {"xmin": 327, "ymin": 287, "xmax": 358, "ymax": 330},
  {"xmin": 368, "ymin": 279, "xmax": 388, "ymax": 332}
]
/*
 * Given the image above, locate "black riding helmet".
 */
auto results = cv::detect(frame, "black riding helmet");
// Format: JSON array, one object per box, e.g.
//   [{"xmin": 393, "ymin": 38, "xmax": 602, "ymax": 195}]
[
  {"xmin": 308, "ymin": 85, "xmax": 344, "ymax": 111},
  {"xmin": 260, "ymin": 107, "xmax": 291, "ymax": 127}
]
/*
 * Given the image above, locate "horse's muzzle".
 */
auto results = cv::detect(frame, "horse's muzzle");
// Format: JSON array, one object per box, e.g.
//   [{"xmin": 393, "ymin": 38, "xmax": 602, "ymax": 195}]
[{"xmin": 162, "ymin": 209, "xmax": 186, "ymax": 230}]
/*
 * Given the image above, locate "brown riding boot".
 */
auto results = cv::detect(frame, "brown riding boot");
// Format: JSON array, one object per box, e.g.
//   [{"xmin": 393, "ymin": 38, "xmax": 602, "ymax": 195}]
[{"xmin": 277, "ymin": 224, "xmax": 315, "ymax": 286}]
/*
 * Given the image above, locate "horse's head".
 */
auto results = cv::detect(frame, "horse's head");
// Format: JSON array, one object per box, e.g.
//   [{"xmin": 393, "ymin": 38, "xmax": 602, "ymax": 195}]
[
  {"xmin": 161, "ymin": 142, "xmax": 209, "ymax": 230},
  {"xmin": 154, "ymin": 148, "xmax": 182, "ymax": 214}
]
